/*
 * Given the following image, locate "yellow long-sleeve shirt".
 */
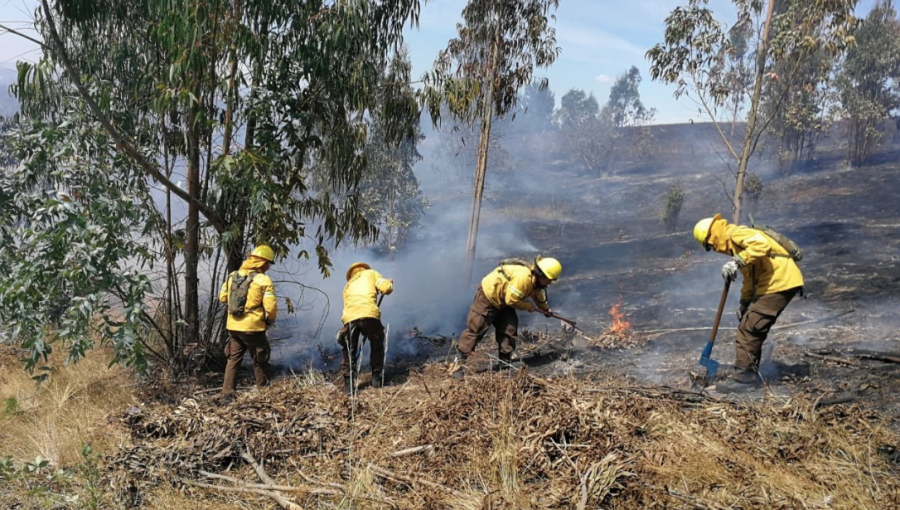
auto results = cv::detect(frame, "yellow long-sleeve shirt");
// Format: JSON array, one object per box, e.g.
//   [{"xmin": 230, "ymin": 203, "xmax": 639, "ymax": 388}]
[
  {"xmin": 218, "ymin": 257, "xmax": 277, "ymax": 332},
  {"xmin": 481, "ymin": 264, "xmax": 550, "ymax": 312},
  {"xmin": 708, "ymin": 219, "xmax": 804, "ymax": 301},
  {"xmin": 342, "ymin": 268, "xmax": 393, "ymax": 324}
]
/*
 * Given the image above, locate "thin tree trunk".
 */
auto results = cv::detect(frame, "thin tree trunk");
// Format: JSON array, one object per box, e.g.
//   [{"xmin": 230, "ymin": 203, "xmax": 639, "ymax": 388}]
[
  {"xmin": 463, "ymin": 95, "xmax": 495, "ymax": 282},
  {"xmin": 185, "ymin": 104, "xmax": 202, "ymax": 355},
  {"xmin": 222, "ymin": 0, "xmax": 242, "ymax": 157},
  {"xmin": 733, "ymin": 0, "xmax": 775, "ymax": 225},
  {"xmin": 463, "ymin": 31, "xmax": 500, "ymax": 282}
]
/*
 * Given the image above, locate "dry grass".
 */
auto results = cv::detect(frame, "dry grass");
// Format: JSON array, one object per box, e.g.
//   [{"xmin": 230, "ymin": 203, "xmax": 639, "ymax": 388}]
[
  {"xmin": 109, "ymin": 366, "xmax": 900, "ymax": 509},
  {"xmin": 0, "ymin": 346, "xmax": 135, "ymax": 466}
]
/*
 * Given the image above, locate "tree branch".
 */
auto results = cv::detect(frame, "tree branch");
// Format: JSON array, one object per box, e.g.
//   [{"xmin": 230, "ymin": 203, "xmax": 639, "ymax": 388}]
[
  {"xmin": 39, "ymin": 0, "xmax": 227, "ymax": 234},
  {"xmin": 0, "ymin": 23, "xmax": 46, "ymax": 47},
  {"xmin": 689, "ymin": 72, "xmax": 740, "ymax": 163}
]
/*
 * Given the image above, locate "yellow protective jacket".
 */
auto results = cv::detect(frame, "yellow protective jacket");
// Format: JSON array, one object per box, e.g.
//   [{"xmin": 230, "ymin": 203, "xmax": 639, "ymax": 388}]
[
  {"xmin": 481, "ymin": 264, "xmax": 550, "ymax": 312},
  {"xmin": 707, "ymin": 218, "xmax": 804, "ymax": 302},
  {"xmin": 218, "ymin": 256, "xmax": 278, "ymax": 332},
  {"xmin": 341, "ymin": 268, "xmax": 393, "ymax": 324}
]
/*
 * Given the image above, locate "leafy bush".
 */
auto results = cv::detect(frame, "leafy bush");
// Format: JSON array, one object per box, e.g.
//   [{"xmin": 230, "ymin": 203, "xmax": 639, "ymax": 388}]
[
  {"xmin": 661, "ymin": 184, "xmax": 684, "ymax": 232},
  {"xmin": 744, "ymin": 172, "xmax": 764, "ymax": 215}
]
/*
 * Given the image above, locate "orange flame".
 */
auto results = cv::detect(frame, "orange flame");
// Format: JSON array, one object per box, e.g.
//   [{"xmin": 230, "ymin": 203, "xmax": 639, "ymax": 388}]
[{"xmin": 607, "ymin": 297, "xmax": 631, "ymax": 335}]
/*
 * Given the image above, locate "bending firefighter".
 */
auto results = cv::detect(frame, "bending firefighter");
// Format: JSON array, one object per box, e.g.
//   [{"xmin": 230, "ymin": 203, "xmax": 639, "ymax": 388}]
[
  {"xmin": 693, "ymin": 214, "xmax": 803, "ymax": 391},
  {"xmin": 451, "ymin": 256, "xmax": 562, "ymax": 379},
  {"xmin": 219, "ymin": 245, "xmax": 278, "ymax": 403},
  {"xmin": 338, "ymin": 262, "xmax": 393, "ymax": 395}
]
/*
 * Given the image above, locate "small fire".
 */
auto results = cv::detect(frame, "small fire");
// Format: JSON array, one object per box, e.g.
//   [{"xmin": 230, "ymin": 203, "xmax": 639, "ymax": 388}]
[{"xmin": 607, "ymin": 297, "xmax": 631, "ymax": 336}]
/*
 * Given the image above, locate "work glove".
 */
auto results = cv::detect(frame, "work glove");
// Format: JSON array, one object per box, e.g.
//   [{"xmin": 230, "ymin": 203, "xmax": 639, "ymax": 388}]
[{"xmin": 720, "ymin": 256, "xmax": 745, "ymax": 282}]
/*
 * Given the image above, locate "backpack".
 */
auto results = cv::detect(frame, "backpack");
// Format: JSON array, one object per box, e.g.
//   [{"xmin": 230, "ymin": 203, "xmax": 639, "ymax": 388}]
[
  {"xmin": 227, "ymin": 271, "xmax": 259, "ymax": 316},
  {"xmin": 748, "ymin": 215, "xmax": 803, "ymax": 262}
]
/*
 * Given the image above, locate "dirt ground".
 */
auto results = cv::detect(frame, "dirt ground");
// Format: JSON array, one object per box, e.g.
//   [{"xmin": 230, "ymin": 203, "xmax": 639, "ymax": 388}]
[{"xmin": 308, "ymin": 141, "xmax": 900, "ymax": 432}]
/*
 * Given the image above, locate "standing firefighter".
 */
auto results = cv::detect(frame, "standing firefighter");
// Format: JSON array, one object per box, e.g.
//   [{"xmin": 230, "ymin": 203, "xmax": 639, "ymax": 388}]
[
  {"xmin": 339, "ymin": 262, "xmax": 393, "ymax": 395},
  {"xmin": 451, "ymin": 256, "xmax": 562, "ymax": 379},
  {"xmin": 219, "ymin": 245, "xmax": 278, "ymax": 403},
  {"xmin": 693, "ymin": 214, "xmax": 804, "ymax": 391}
]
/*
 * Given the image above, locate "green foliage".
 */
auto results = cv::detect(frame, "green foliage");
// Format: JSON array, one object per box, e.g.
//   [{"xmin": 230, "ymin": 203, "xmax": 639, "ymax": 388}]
[
  {"xmin": 762, "ymin": 1, "xmax": 848, "ymax": 172},
  {"xmin": 598, "ymin": 66, "xmax": 656, "ymax": 172},
  {"xmin": 424, "ymin": 0, "xmax": 561, "ymax": 126},
  {"xmin": 647, "ymin": 0, "xmax": 857, "ymax": 221},
  {"xmin": 836, "ymin": 0, "xmax": 900, "ymax": 166},
  {"xmin": 661, "ymin": 184, "xmax": 685, "ymax": 232},
  {"xmin": 357, "ymin": 50, "xmax": 428, "ymax": 255},
  {"xmin": 3, "ymin": 397, "xmax": 19, "ymax": 416},
  {"xmin": 516, "ymin": 80, "xmax": 556, "ymax": 133},
  {"xmin": 2, "ymin": 0, "xmax": 424, "ymax": 371},
  {"xmin": 556, "ymin": 68, "xmax": 655, "ymax": 174},
  {"xmin": 556, "ymin": 89, "xmax": 604, "ymax": 171},
  {"xmin": 743, "ymin": 171, "xmax": 764, "ymax": 215}
]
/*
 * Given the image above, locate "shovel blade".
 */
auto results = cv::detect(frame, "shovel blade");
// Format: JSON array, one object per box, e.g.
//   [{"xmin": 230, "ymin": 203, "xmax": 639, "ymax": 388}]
[{"xmin": 699, "ymin": 340, "xmax": 720, "ymax": 382}]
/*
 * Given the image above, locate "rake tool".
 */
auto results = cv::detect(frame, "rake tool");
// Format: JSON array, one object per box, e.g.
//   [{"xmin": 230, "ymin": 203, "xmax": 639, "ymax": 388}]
[{"xmin": 699, "ymin": 279, "xmax": 730, "ymax": 385}]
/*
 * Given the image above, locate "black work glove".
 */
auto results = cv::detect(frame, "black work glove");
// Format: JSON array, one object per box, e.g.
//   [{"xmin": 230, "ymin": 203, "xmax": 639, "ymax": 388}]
[{"xmin": 721, "ymin": 256, "xmax": 746, "ymax": 282}]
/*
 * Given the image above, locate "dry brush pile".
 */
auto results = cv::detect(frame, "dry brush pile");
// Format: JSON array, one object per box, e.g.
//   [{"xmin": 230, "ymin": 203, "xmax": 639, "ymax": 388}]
[{"xmin": 109, "ymin": 368, "xmax": 900, "ymax": 509}]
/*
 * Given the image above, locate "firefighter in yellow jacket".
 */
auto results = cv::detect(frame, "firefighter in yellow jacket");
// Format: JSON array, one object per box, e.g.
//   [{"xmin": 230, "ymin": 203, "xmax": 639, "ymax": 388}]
[
  {"xmin": 451, "ymin": 256, "xmax": 562, "ymax": 379},
  {"xmin": 693, "ymin": 214, "xmax": 804, "ymax": 391},
  {"xmin": 218, "ymin": 245, "xmax": 278, "ymax": 403},
  {"xmin": 339, "ymin": 262, "xmax": 393, "ymax": 394}
]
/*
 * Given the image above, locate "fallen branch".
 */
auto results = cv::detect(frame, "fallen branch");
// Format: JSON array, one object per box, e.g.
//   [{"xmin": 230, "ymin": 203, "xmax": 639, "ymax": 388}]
[
  {"xmin": 813, "ymin": 393, "xmax": 857, "ymax": 410},
  {"xmin": 803, "ymin": 352, "xmax": 862, "ymax": 367},
  {"xmin": 241, "ymin": 448, "xmax": 277, "ymax": 486},
  {"xmin": 391, "ymin": 444, "xmax": 434, "ymax": 457},
  {"xmin": 853, "ymin": 353, "xmax": 900, "ymax": 364},
  {"xmin": 369, "ymin": 464, "xmax": 467, "ymax": 499},
  {"xmin": 639, "ymin": 309, "xmax": 855, "ymax": 336},
  {"xmin": 199, "ymin": 470, "xmax": 340, "ymax": 495},
  {"xmin": 183, "ymin": 480, "xmax": 305, "ymax": 509}
]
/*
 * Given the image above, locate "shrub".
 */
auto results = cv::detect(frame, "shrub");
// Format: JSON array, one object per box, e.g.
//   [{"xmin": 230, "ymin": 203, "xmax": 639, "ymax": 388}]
[{"xmin": 661, "ymin": 184, "xmax": 684, "ymax": 232}]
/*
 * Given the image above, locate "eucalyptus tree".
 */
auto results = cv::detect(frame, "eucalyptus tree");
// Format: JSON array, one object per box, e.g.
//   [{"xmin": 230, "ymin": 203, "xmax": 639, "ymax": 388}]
[
  {"xmin": 358, "ymin": 50, "xmax": 428, "ymax": 257},
  {"xmin": 599, "ymin": 66, "xmax": 656, "ymax": 173},
  {"xmin": 423, "ymin": 0, "xmax": 560, "ymax": 281},
  {"xmin": 555, "ymin": 88, "xmax": 603, "ymax": 171},
  {"xmin": 0, "ymin": 0, "xmax": 422, "ymax": 372},
  {"xmin": 836, "ymin": 0, "xmax": 900, "ymax": 165},
  {"xmin": 647, "ymin": 0, "xmax": 857, "ymax": 223}
]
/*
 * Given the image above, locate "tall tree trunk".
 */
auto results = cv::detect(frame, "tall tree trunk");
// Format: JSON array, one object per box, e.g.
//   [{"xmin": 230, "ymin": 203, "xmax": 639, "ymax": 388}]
[
  {"xmin": 463, "ymin": 34, "xmax": 500, "ymax": 282},
  {"xmin": 185, "ymin": 104, "xmax": 202, "ymax": 356},
  {"xmin": 733, "ymin": 0, "xmax": 775, "ymax": 225},
  {"xmin": 463, "ymin": 91, "xmax": 496, "ymax": 282}
]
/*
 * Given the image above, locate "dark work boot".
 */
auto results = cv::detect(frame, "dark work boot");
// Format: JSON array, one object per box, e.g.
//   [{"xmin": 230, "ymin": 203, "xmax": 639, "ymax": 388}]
[
  {"xmin": 450, "ymin": 347, "xmax": 468, "ymax": 380},
  {"xmin": 371, "ymin": 370, "xmax": 384, "ymax": 388},
  {"xmin": 715, "ymin": 369, "xmax": 762, "ymax": 393},
  {"xmin": 733, "ymin": 368, "xmax": 762, "ymax": 384},
  {"xmin": 495, "ymin": 352, "xmax": 522, "ymax": 371}
]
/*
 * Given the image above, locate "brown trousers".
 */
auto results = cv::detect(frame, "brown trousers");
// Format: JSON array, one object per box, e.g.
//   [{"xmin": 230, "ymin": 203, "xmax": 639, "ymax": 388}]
[
  {"xmin": 222, "ymin": 330, "xmax": 273, "ymax": 394},
  {"xmin": 339, "ymin": 318, "xmax": 385, "ymax": 376},
  {"xmin": 457, "ymin": 286, "xmax": 518, "ymax": 357},
  {"xmin": 735, "ymin": 288, "xmax": 800, "ymax": 371}
]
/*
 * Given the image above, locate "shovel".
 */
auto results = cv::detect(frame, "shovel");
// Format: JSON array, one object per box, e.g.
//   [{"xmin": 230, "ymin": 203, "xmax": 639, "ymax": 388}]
[
  {"xmin": 699, "ymin": 279, "xmax": 730, "ymax": 385},
  {"xmin": 544, "ymin": 311, "xmax": 583, "ymax": 333}
]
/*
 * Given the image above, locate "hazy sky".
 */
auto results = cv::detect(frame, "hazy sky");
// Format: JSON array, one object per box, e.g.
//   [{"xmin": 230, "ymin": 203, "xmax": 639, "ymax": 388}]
[{"xmin": 0, "ymin": 0, "xmax": 883, "ymax": 124}]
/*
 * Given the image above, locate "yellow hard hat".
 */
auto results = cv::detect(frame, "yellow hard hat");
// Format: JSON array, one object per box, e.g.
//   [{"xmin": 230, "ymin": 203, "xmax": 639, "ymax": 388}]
[
  {"xmin": 535, "ymin": 256, "xmax": 562, "ymax": 281},
  {"xmin": 346, "ymin": 262, "xmax": 371, "ymax": 281},
  {"xmin": 250, "ymin": 245, "xmax": 275, "ymax": 262},
  {"xmin": 693, "ymin": 214, "xmax": 722, "ymax": 250}
]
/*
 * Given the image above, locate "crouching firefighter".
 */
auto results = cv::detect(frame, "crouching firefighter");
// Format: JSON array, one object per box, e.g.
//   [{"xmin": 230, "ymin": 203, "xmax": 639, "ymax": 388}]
[
  {"xmin": 219, "ymin": 245, "xmax": 278, "ymax": 404},
  {"xmin": 337, "ymin": 262, "xmax": 393, "ymax": 395},
  {"xmin": 450, "ymin": 256, "xmax": 562, "ymax": 379},
  {"xmin": 693, "ymin": 214, "xmax": 804, "ymax": 392}
]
